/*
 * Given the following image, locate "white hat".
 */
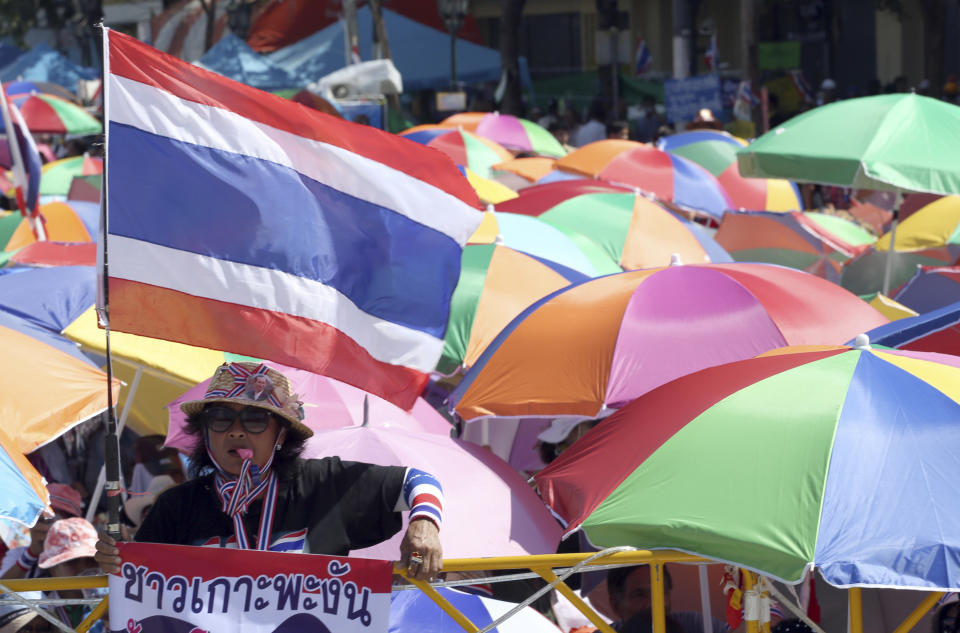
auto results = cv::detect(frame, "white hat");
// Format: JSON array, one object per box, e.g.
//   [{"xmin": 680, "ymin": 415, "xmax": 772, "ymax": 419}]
[
  {"xmin": 124, "ymin": 475, "xmax": 176, "ymax": 527},
  {"xmin": 537, "ymin": 419, "xmax": 586, "ymax": 444},
  {"xmin": 820, "ymin": 78, "xmax": 836, "ymax": 91}
]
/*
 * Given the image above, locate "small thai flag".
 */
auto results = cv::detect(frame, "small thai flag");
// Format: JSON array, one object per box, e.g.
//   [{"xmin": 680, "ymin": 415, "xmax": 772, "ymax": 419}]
[
  {"xmin": 704, "ymin": 33, "xmax": 718, "ymax": 72},
  {"xmin": 737, "ymin": 80, "xmax": 760, "ymax": 106},
  {"xmin": 790, "ymin": 69, "xmax": 815, "ymax": 104},
  {"xmin": 101, "ymin": 29, "xmax": 483, "ymax": 409},
  {"xmin": 0, "ymin": 88, "xmax": 43, "ymax": 239},
  {"xmin": 634, "ymin": 38, "xmax": 652, "ymax": 75}
]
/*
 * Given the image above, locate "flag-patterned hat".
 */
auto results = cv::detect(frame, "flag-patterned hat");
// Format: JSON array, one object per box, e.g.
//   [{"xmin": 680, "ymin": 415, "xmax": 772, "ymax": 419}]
[{"xmin": 180, "ymin": 362, "xmax": 312, "ymax": 440}]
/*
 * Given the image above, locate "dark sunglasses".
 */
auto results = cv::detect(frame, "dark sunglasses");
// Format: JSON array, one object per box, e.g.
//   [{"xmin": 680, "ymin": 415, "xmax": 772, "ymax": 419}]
[{"xmin": 201, "ymin": 406, "xmax": 273, "ymax": 434}]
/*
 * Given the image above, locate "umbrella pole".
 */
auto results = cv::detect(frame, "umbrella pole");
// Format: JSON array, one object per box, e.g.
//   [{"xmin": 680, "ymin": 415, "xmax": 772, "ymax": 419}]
[
  {"xmin": 697, "ymin": 565, "xmax": 714, "ymax": 633},
  {"xmin": 847, "ymin": 587, "xmax": 862, "ymax": 633},
  {"xmin": 650, "ymin": 563, "xmax": 667, "ymax": 633},
  {"xmin": 881, "ymin": 192, "xmax": 903, "ymax": 296}
]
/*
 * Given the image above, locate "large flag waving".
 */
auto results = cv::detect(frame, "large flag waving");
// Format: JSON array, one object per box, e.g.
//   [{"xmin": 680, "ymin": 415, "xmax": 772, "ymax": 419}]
[{"xmin": 102, "ymin": 30, "xmax": 483, "ymax": 408}]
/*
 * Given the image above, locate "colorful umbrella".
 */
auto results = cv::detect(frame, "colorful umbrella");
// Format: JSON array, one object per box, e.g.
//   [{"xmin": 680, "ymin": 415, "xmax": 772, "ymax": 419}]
[
  {"xmin": 737, "ymin": 93, "xmax": 960, "ymax": 195},
  {"xmin": 460, "ymin": 166, "xmax": 519, "ymax": 204},
  {"xmin": 460, "ymin": 417, "xmax": 550, "ymax": 476},
  {"xmin": 840, "ymin": 245, "xmax": 959, "ymax": 297},
  {"xmin": 400, "ymin": 127, "xmax": 513, "ymax": 178},
  {"xmin": 303, "ymin": 425, "xmax": 563, "ymax": 559},
  {"xmin": 67, "ymin": 174, "xmax": 102, "ymax": 202},
  {"xmin": 802, "ymin": 211, "xmax": 877, "ymax": 248},
  {"xmin": 7, "ymin": 93, "xmax": 102, "ymax": 136},
  {"xmin": 714, "ymin": 211, "xmax": 857, "ymax": 281},
  {"xmin": 4, "ymin": 80, "xmax": 80, "ymax": 103},
  {"xmin": 875, "ymin": 195, "xmax": 960, "ymax": 252},
  {"xmin": 491, "ymin": 157, "xmax": 558, "ymax": 184},
  {"xmin": 438, "ymin": 243, "xmax": 588, "ymax": 375},
  {"xmin": 862, "ymin": 299, "xmax": 960, "ymax": 355},
  {"xmin": 1, "ymin": 310, "xmax": 120, "ymax": 454},
  {"xmin": 495, "ymin": 180, "xmax": 631, "ymax": 215},
  {"xmin": 2, "ymin": 200, "xmax": 99, "ymax": 251},
  {"xmin": 390, "ymin": 587, "xmax": 561, "ymax": 633},
  {"xmin": 862, "ymin": 292, "xmax": 918, "ymax": 321},
  {"xmin": 164, "ymin": 361, "xmax": 451, "ymax": 452},
  {"xmin": 534, "ymin": 343, "xmax": 960, "ymax": 589},
  {"xmin": 554, "ymin": 140, "xmax": 733, "ymax": 219},
  {"xmin": 450, "ymin": 264, "xmax": 889, "ymax": 421},
  {"xmin": 0, "ymin": 423, "xmax": 50, "ymax": 528},
  {"xmin": 893, "ymin": 266, "xmax": 960, "ymax": 314},
  {"xmin": 0, "ymin": 265, "xmax": 95, "ymax": 333},
  {"xmin": 517, "ymin": 190, "xmax": 732, "ymax": 269},
  {"xmin": 5, "ymin": 241, "xmax": 96, "ymax": 267},
  {"xmin": 657, "ymin": 130, "xmax": 802, "ymax": 211},
  {"xmin": 39, "ymin": 154, "xmax": 103, "ymax": 197},
  {"xmin": 468, "ymin": 210, "xmax": 621, "ymax": 277},
  {"xmin": 441, "ymin": 112, "xmax": 567, "ymax": 158}
]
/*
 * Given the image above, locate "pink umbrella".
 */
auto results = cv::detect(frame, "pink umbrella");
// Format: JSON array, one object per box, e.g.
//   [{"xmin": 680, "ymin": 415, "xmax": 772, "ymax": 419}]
[
  {"xmin": 460, "ymin": 418, "xmax": 550, "ymax": 476},
  {"xmin": 303, "ymin": 425, "xmax": 563, "ymax": 559},
  {"xmin": 164, "ymin": 362, "xmax": 451, "ymax": 451}
]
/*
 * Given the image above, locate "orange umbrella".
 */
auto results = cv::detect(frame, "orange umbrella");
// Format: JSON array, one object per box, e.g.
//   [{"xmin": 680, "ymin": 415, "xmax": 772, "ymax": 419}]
[
  {"xmin": 492, "ymin": 157, "xmax": 557, "ymax": 182},
  {"xmin": 4, "ymin": 201, "xmax": 97, "ymax": 251}
]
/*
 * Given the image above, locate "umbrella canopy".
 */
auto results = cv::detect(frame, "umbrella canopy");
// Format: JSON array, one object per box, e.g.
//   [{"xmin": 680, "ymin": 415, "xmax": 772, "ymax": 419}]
[
  {"xmin": 4, "ymin": 80, "xmax": 80, "ymax": 103},
  {"xmin": 400, "ymin": 127, "xmax": 513, "ymax": 178},
  {"xmin": 894, "ymin": 266, "xmax": 960, "ymax": 314},
  {"xmin": 863, "ymin": 292, "xmax": 918, "ymax": 321},
  {"xmin": 491, "ymin": 157, "xmax": 558, "ymax": 183},
  {"xmin": 875, "ymin": 195, "xmax": 960, "ymax": 251},
  {"xmin": 1, "ymin": 311, "xmax": 119, "ymax": 454},
  {"xmin": 441, "ymin": 112, "xmax": 567, "ymax": 158},
  {"xmin": 165, "ymin": 361, "xmax": 451, "ymax": 452},
  {"xmin": 802, "ymin": 211, "xmax": 877, "ymax": 248},
  {"xmin": 0, "ymin": 265, "xmax": 94, "ymax": 332},
  {"xmin": 496, "ymin": 180, "xmax": 631, "ymax": 215},
  {"xmin": 460, "ymin": 417, "xmax": 550, "ymax": 476},
  {"xmin": 438, "ymin": 243, "xmax": 588, "ymax": 375},
  {"xmin": 303, "ymin": 425, "xmax": 563, "ymax": 559},
  {"xmin": 468, "ymin": 210, "xmax": 621, "ymax": 277},
  {"xmin": 841, "ymin": 246, "xmax": 960, "ymax": 297},
  {"xmin": 2, "ymin": 200, "xmax": 99, "ymax": 251},
  {"xmin": 7, "ymin": 93, "xmax": 102, "ymax": 136},
  {"xmin": 196, "ymin": 33, "xmax": 297, "ymax": 92},
  {"xmin": 555, "ymin": 140, "xmax": 732, "ymax": 219},
  {"xmin": 39, "ymin": 154, "xmax": 103, "ymax": 197},
  {"xmin": 521, "ymin": 191, "xmax": 732, "ymax": 269},
  {"xmin": 658, "ymin": 130, "xmax": 802, "ymax": 211},
  {"xmin": 534, "ymin": 343, "xmax": 960, "ymax": 589},
  {"xmin": 390, "ymin": 587, "xmax": 561, "ymax": 633},
  {"xmin": 0, "ymin": 424, "xmax": 50, "ymax": 528},
  {"xmin": 714, "ymin": 211, "xmax": 860, "ymax": 281},
  {"xmin": 737, "ymin": 93, "xmax": 960, "ymax": 194},
  {"xmin": 862, "ymin": 299, "xmax": 960, "ymax": 355},
  {"xmin": 450, "ymin": 263, "xmax": 889, "ymax": 421},
  {"xmin": 461, "ymin": 167, "xmax": 518, "ymax": 204},
  {"xmin": 5, "ymin": 241, "xmax": 96, "ymax": 267},
  {"xmin": 0, "ymin": 43, "xmax": 97, "ymax": 89}
]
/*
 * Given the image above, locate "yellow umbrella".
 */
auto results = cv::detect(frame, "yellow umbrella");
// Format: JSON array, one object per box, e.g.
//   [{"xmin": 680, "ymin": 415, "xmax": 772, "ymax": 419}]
[
  {"xmin": 867, "ymin": 293, "xmax": 918, "ymax": 321},
  {"xmin": 463, "ymin": 167, "xmax": 519, "ymax": 205}
]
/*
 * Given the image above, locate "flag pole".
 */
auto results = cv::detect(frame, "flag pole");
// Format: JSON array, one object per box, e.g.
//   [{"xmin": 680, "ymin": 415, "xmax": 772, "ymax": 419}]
[{"xmin": 94, "ymin": 22, "xmax": 123, "ymax": 541}]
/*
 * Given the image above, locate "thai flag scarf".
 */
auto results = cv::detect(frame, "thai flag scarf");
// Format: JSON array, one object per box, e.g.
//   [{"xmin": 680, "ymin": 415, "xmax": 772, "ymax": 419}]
[{"xmin": 205, "ymin": 430, "xmax": 285, "ymax": 551}]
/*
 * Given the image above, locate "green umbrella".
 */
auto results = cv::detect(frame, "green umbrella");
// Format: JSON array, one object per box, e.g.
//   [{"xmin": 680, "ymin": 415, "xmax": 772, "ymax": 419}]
[{"xmin": 737, "ymin": 94, "xmax": 960, "ymax": 194}]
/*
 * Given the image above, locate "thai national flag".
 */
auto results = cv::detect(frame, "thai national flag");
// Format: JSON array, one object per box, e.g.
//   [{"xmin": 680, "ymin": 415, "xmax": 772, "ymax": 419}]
[
  {"xmin": 704, "ymin": 33, "xmax": 718, "ymax": 72},
  {"xmin": 634, "ymin": 38, "xmax": 652, "ymax": 75},
  {"xmin": 0, "ymin": 88, "xmax": 43, "ymax": 237},
  {"xmin": 101, "ymin": 30, "xmax": 483, "ymax": 409}
]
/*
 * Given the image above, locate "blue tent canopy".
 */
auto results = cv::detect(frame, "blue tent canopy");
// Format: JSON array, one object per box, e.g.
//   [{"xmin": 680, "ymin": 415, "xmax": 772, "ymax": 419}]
[
  {"xmin": 268, "ymin": 7, "xmax": 502, "ymax": 91},
  {"xmin": 196, "ymin": 34, "xmax": 299, "ymax": 92},
  {"xmin": 0, "ymin": 43, "xmax": 22, "ymax": 70},
  {"xmin": 0, "ymin": 43, "xmax": 98, "ymax": 89}
]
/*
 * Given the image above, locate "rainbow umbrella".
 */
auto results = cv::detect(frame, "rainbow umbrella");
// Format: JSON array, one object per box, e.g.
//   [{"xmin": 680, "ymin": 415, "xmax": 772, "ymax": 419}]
[
  {"xmin": 875, "ymin": 194, "xmax": 960, "ymax": 252},
  {"xmin": 460, "ymin": 166, "xmax": 519, "ymax": 204},
  {"xmin": 491, "ymin": 156, "xmax": 558, "ymax": 183},
  {"xmin": 469, "ymin": 210, "xmax": 621, "ymax": 277},
  {"xmin": 438, "ymin": 243, "xmax": 588, "ymax": 375},
  {"xmin": 39, "ymin": 154, "xmax": 103, "ymax": 197},
  {"xmin": 400, "ymin": 127, "xmax": 513, "ymax": 178},
  {"xmin": 802, "ymin": 211, "xmax": 877, "ymax": 248},
  {"xmin": 7, "ymin": 93, "xmax": 101, "ymax": 135},
  {"xmin": 511, "ymin": 190, "xmax": 732, "ymax": 269},
  {"xmin": 840, "ymin": 244, "xmax": 959, "ymax": 296},
  {"xmin": 0, "ymin": 424, "xmax": 50, "ymax": 527},
  {"xmin": 893, "ymin": 266, "xmax": 960, "ymax": 314},
  {"xmin": 554, "ymin": 140, "xmax": 732, "ymax": 220},
  {"xmin": 862, "ymin": 292, "xmax": 918, "ymax": 321},
  {"xmin": 441, "ymin": 112, "xmax": 567, "ymax": 158},
  {"xmin": 4, "ymin": 80, "xmax": 80, "ymax": 103},
  {"xmin": 2, "ymin": 200, "xmax": 99, "ymax": 251},
  {"xmin": 658, "ymin": 130, "xmax": 802, "ymax": 211},
  {"xmin": 863, "ymin": 299, "xmax": 960, "ymax": 355},
  {"xmin": 450, "ymin": 264, "xmax": 889, "ymax": 421},
  {"xmin": 6, "ymin": 241, "xmax": 95, "ymax": 267},
  {"xmin": 534, "ymin": 343, "xmax": 960, "ymax": 589},
  {"xmin": 496, "ymin": 180, "xmax": 631, "ymax": 215}
]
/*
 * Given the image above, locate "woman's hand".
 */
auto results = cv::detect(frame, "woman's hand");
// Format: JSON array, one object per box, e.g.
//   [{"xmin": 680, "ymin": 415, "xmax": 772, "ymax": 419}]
[
  {"xmin": 399, "ymin": 518, "xmax": 442, "ymax": 582},
  {"xmin": 94, "ymin": 533, "xmax": 122, "ymax": 574}
]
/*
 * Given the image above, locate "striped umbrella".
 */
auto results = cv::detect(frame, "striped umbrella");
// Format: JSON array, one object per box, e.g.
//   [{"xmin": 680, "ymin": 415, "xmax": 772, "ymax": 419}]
[
  {"xmin": 450, "ymin": 264, "xmax": 888, "ymax": 421},
  {"xmin": 894, "ymin": 266, "xmax": 960, "ymax": 314},
  {"xmin": 863, "ymin": 299, "xmax": 960, "ymax": 355},
  {"xmin": 534, "ymin": 343, "xmax": 960, "ymax": 588},
  {"xmin": 441, "ymin": 112, "xmax": 567, "ymax": 157},
  {"xmin": 0, "ymin": 424, "xmax": 49, "ymax": 528},
  {"xmin": 2, "ymin": 201, "xmax": 99, "ymax": 251},
  {"xmin": 554, "ymin": 140, "xmax": 732, "ymax": 220},
  {"xmin": 658, "ymin": 130, "xmax": 802, "ymax": 211},
  {"xmin": 400, "ymin": 127, "xmax": 513, "ymax": 178},
  {"xmin": 4, "ymin": 80, "xmax": 80, "ymax": 103},
  {"xmin": 876, "ymin": 194, "xmax": 960, "ymax": 252},
  {"xmin": 461, "ymin": 167, "xmax": 519, "ymax": 204},
  {"xmin": 495, "ymin": 180, "xmax": 631, "ymax": 214},
  {"xmin": 39, "ymin": 154, "xmax": 103, "ymax": 197},
  {"xmin": 840, "ymin": 245, "xmax": 960, "ymax": 297},
  {"xmin": 7, "ymin": 93, "xmax": 101, "ymax": 135}
]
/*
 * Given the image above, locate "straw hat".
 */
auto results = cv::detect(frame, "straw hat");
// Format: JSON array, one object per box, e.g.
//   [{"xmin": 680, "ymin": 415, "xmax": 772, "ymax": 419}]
[{"xmin": 180, "ymin": 362, "xmax": 312, "ymax": 440}]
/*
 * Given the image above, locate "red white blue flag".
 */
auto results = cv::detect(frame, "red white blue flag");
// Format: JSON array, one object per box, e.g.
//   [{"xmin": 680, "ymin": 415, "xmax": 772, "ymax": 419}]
[
  {"xmin": 109, "ymin": 543, "xmax": 393, "ymax": 633},
  {"xmin": 0, "ymin": 87, "xmax": 44, "ymax": 239},
  {"xmin": 704, "ymin": 33, "xmax": 718, "ymax": 72},
  {"xmin": 634, "ymin": 38, "xmax": 652, "ymax": 76},
  {"xmin": 101, "ymin": 29, "xmax": 483, "ymax": 409}
]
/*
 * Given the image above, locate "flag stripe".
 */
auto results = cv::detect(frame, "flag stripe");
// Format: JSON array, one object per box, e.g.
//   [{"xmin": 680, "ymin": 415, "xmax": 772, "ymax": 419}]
[
  {"xmin": 109, "ymin": 236, "xmax": 444, "ymax": 368},
  {"xmin": 108, "ymin": 125, "xmax": 460, "ymax": 336},
  {"xmin": 108, "ymin": 278, "xmax": 431, "ymax": 407},
  {"xmin": 107, "ymin": 32, "xmax": 480, "ymax": 212},
  {"xmin": 108, "ymin": 74, "xmax": 479, "ymax": 244}
]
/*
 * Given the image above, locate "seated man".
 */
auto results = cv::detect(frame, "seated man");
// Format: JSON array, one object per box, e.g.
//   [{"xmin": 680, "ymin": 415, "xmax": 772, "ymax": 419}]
[{"xmin": 607, "ymin": 565, "xmax": 731, "ymax": 633}]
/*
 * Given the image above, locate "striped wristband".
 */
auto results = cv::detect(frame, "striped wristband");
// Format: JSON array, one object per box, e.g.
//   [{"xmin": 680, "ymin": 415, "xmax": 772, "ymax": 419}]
[
  {"xmin": 400, "ymin": 468, "xmax": 443, "ymax": 530},
  {"xmin": 16, "ymin": 548, "xmax": 38, "ymax": 572}
]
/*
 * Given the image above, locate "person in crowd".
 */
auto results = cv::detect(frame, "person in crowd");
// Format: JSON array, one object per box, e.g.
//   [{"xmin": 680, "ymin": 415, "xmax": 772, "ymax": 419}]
[
  {"xmin": 606, "ymin": 565, "xmax": 731, "ymax": 633},
  {"xmin": 549, "ymin": 122, "xmax": 576, "ymax": 153},
  {"xmin": 606, "ymin": 121, "xmax": 631, "ymax": 140},
  {"xmin": 573, "ymin": 98, "xmax": 607, "ymax": 147},
  {"xmin": 0, "ymin": 591, "xmax": 51, "ymax": 633},
  {"xmin": 95, "ymin": 362, "xmax": 444, "ymax": 581},
  {"xmin": 121, "ymin": 474, "xmax": 177, "ymax": 537},
  {"xmin": 37, "ymin": 519, "xmax": 105, "ymax": 633},
  {"xmin": 633, "ymin": 95, "xmax": 666, "ymax": 143},
  {"xmin": 1, "ymin": 484, "xmax": 84, "ymax": 578},
  {"xmin": 537, "ymin": 418, "xmax": 597, "ymax": 466},
  {"xmin": 932, "ymin": 595, "xmax": 960, "ymax": 633},
  {"xmin": 129, "ymin": 435, "xmax": 185, "ymax": 494}
]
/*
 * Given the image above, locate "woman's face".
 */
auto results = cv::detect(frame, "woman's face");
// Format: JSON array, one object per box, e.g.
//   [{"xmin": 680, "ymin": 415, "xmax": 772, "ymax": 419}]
[{"xmin": 203, "ymin": 403, "xmax": 282, "ymax": 476}]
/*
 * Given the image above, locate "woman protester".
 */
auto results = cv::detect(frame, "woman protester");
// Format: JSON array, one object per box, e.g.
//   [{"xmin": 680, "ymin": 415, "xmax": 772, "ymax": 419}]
[{"xmin": 95, "ymin": 362, "xmax": 443, "ymax": 581}]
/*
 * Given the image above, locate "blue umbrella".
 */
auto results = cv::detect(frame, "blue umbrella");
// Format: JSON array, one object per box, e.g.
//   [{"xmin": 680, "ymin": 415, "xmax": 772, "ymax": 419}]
[
  {"xmin": 390, "ymin": 587, "xmax": 560, "ymax": 633},
  {"xmin": 857, "ymin": 299, "xmax": 960, "ymax": 355},
  {"xmin": 0, "ymin": 265, "xmax": 95, "ymax": 332}
]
